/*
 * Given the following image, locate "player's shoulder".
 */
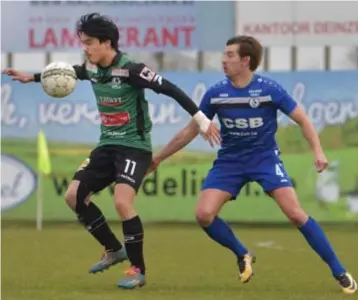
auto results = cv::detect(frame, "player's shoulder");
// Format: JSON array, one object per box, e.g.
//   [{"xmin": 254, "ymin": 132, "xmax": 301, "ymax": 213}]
[
  {"xmin": 205, "ymin": 78, "xmax": 231, "ymax": 96},
  {"xmin": 81, "ymin": 60, "xmax": 98, "ymax": 77},
  {"xmin": 114, "ymin": 54, "xmax": 148, "ymax": 78},
  {"xmin": 253, "ymin": 74, "xmax": 286, "ymax": 94},
  {"xmin": 119, "ymin": 53, "xmax": 136, "ymax": 66}
]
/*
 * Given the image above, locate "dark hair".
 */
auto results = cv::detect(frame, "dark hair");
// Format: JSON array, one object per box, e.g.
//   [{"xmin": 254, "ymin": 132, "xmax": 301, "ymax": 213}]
[
  {"xmin": 226, "ymin": 36, "xmax": 263, "ymax": 71},
  {"xmin": 76, "ymin": 13, "xmax": 119, "ymax": 51}
]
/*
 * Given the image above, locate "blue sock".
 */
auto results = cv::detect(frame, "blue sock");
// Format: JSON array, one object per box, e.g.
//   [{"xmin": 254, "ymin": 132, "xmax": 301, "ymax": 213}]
[
  {"xmin": 202, "ymin": 217, "xmax": 248, "ymax": 258},
  {"xmin": 299, "ymin": 217, "xmax": 346, "ymax": 277}
]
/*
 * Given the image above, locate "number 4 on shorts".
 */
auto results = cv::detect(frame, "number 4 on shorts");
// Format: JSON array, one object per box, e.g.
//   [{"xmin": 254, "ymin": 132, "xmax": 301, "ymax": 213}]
[{"xmin": 275, "ymin": 163, "xmax": 285, "ymax": 177}]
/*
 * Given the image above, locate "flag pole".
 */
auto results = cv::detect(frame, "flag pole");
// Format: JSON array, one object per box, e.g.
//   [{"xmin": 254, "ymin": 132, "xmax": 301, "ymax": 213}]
[{"xmin": 36, "ymin": 170, "xmax": 43, "ymax": 231}]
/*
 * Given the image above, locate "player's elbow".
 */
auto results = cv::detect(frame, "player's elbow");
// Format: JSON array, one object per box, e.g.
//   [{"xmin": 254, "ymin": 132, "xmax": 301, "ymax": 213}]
[
  {"xmin": 155, "ymin": 78, "xmax": 178, "ymax": 96},
  {"xmin": 289, "ymin": 105, "xmax": 310, "ymax": 126},
  {"xmin": 296, "ymin": 115, "xmax": 316, "ymax": 134}
]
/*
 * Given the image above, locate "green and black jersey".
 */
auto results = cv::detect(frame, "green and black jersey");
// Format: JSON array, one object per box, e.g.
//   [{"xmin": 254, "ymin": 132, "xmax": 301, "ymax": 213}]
[{"xmin": 34, "ymin": 52, "xmax": 199, "ymax": 152}]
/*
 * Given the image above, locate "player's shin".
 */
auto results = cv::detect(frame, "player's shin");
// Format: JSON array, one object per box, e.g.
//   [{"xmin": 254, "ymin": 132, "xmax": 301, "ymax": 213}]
[
  {"xmin": 298, "ymin": 216, "xmax": 346, "ymax": 277},
  {"xmin": 73, "ymin": 183, "xmax": 122, "ymax": 251},
  {"xmin": 76, "ymin": 201, "xmax": 123, "ymax": 251},
  {"xmin": 122, "ymin": 215, "xmax": 145, "ymax": 275},
  {"xmin": 201, "ymin": 216, "xmax": 248, "ymax": 259}
]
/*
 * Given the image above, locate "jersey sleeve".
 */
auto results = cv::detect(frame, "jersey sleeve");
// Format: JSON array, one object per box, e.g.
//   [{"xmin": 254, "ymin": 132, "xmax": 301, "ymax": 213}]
[
  {"xmin": 72, "ymin": 64, "xmax": 89, "ymax": 80},
  {"xmin": 271, "ymin": 84, "xmax": 297, "ymax": 115},
  {"xmin": 125, "ymin": 62, "xmax": 199, "ymax": 116},
  {"xmin": 199, "ymin": 90, "xmax": 216, "ymax": 120},
  {"xmin": 124, "ymin": 62, "xmax": 165, "ymax": 92}
]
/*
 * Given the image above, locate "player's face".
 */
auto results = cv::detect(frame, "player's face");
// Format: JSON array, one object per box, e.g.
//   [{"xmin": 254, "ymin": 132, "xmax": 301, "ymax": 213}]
[
  {"xmin": 79, "ymin": 33, "xmax": 108, "ymax": 64},
  {"xmin": 222, "ymin": 44, "xmax": 249, "ymax": 77}
]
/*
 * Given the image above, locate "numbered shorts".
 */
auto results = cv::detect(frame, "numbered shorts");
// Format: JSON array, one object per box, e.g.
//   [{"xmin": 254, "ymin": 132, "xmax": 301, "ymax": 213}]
[
  {"xmin": 202, "ymin": 153, "xmax": 293, "ymax": 199},
  {"xmin": 73, "ymin": 145, "xmax": 152, "ymax": 193}
]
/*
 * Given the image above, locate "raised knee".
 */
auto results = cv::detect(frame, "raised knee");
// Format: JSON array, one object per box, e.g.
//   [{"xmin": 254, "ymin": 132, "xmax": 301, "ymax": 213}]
[
  {"xmin": 286, "ymin": 208, "xmax": 308, "ymax": 226},
  {"xmin": 64, "ymin": 181, "xmax": 90, "ymax": 212},
  {"xmin": 64, "ymin": 186, "xmax": 77, "ymax": 209},
  {"xmin": 195, "ymin": 208, "xmax": 215, "ymax": 226}
]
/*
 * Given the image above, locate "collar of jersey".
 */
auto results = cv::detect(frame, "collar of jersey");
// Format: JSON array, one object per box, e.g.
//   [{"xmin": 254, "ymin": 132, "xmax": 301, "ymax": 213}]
[
  {"xmin": 97, "ymin": 51, "xmax": 123, "ymax": 70},
  {"xmin": 227, "ymin": 74, "xmax": 258, "ymax": 90}
]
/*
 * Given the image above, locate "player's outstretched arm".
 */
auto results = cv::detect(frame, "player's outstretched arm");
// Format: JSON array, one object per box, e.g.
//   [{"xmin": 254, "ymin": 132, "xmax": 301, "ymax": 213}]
[
  {"xmin": 289, "ymin": 105, "xmax": 328, "ymax": 173},
  {"xmin": 2, "ymin": 68, "xmax": 35, "ymax": 83},
  {"xmin": 3, "ymin": 64, "xmax": 88, "ymax": 83},
  {"xmin": 146, "ymin": 120, "xmax": 200, "ymax": 174},
  {"xmin": 32, "ymin": 64, "xmax": 88, "ymax": 82},
  {"xmin": 124, "ymin": 62, "xmax": 220, "ymax": 145}
]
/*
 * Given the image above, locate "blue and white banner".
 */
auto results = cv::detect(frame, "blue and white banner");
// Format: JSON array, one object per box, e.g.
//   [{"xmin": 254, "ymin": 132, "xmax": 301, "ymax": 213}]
[
  {"xmin": 2, "ymin": 71, "xmax": 358, "ymax": 152},
  {"xmin": 1, "ymin": 1, "xmax": 235, "ymax": 52}
]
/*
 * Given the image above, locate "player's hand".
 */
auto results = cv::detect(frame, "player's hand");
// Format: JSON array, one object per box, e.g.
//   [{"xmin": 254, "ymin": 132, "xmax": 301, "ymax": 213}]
[
  {"xmin": 2, "ymin": 68, "xmax": 34, "ymax": 83},
  {"xmin": 200, "ymin": 121, "xmax": 221, "ymax": 147},
  {"xmin": 145, "ymin": 156, "xmax": 161, "ymax": 176},
  {"xmin": 314, "ymin": 151, "xmax": 328, "ymax": 173}
]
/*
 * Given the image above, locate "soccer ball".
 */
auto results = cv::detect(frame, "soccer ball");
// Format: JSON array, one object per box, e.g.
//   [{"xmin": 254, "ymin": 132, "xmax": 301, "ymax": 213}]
[{"xmin": 41, "ymin": 62, "xmax": 77, "ymax": 98}]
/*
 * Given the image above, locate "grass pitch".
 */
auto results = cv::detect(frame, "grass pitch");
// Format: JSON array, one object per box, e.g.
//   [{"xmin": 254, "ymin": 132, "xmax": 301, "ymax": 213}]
[{"xmin": 2, "ymin": 224, "xmax": 358, "ymax": 300}]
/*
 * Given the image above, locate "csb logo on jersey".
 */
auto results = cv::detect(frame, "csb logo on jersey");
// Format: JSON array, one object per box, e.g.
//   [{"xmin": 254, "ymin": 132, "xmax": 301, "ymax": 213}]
[{"xmin": 222, "ymin": 117, "xmax": 264, "ymax": 129}]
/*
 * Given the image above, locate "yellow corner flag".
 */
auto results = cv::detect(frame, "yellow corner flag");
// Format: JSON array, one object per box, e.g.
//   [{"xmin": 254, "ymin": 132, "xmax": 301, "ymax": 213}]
[{"xmin": 37, "ymin": 130, "xmax": 52, "ymax": 175}]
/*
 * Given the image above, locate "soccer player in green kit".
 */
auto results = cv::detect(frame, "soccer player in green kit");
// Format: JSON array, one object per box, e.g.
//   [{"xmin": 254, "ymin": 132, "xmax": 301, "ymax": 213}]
[{"xmin": 3, "ymin": 13, "xmax": 221, "ymax": 289}]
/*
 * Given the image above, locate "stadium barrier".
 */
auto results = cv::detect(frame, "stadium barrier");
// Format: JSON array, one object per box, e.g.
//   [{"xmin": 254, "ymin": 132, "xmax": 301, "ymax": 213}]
[{"xmin": 1, "ymin": 71, "xmax": 358, "ymax": 224}]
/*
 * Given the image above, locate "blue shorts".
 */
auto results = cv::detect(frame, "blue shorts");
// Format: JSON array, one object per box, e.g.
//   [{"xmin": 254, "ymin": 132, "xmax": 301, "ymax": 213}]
[{"xmin": 202, "ymin": 151, "xmax": 293, "ymax": 199}]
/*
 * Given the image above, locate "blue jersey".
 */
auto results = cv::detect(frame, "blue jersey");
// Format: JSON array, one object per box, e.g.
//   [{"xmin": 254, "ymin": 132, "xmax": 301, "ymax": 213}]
[
  {"xmin": 200, "ymin": 74, "xmax": 297, "ymax": 197},
  {"xmin": 199, "ymin": 74, "xmax": 297, "ymax": 160}
]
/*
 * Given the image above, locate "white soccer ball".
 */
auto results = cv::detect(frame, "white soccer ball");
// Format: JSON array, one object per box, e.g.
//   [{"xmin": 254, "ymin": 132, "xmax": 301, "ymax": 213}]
[{"xmin": 41, "ymin": 62, "xmax": 77, "ymax": 98}]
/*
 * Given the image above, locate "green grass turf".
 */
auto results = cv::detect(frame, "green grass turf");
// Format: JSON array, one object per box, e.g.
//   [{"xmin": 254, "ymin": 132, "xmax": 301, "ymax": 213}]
[
  {"xmin": 2, "ymin": 224, "xmax": 358, "ymax": 300},
  {"xmin": 1, "ymin": 138, "xmax": 358, "ymax": 222}
]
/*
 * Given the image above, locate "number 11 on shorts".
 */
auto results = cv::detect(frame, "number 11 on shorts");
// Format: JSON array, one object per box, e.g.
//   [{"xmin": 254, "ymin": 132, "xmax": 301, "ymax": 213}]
[{"xmin": 124, "ymin": 159, "xmax": 137, "ymax": 176}]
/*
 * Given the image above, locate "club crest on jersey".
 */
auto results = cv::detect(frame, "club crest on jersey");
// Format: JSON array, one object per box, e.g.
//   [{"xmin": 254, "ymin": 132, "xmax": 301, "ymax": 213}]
[
  {"xmin": 111, "ymin": 77, "xmax": 122, "ymax": 89},
  {"xmin": 249, "ymin": 97, "xmax": 260, "ymax": 108}
]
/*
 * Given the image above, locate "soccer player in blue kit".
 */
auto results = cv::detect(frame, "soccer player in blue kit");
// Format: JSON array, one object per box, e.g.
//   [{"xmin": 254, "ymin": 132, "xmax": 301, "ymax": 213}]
[{"xmin": 147, "ymin": 36, "xmax": 357, "ymax": 294}]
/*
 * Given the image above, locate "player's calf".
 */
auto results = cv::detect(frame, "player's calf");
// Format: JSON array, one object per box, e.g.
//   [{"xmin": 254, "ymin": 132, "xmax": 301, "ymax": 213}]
[
  {"xmin": 114, "ymin": 184, "xmax": 146, "ymax": 278},
  {"xmin": 65, "ymin": 180, "xmax": 125, "ymax": 271},
  {"xmin": 271, "ymin": 187, "xmax": 354, "ymax": 292},
  {"xmin": 196, "ymin": 189, "xmax": 255, "ymax": 283}
]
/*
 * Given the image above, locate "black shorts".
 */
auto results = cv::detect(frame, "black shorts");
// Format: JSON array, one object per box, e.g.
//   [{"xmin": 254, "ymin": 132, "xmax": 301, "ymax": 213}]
[{"xmin": 73, "ymin": 145, "xmax": 152, "ymax": 193}]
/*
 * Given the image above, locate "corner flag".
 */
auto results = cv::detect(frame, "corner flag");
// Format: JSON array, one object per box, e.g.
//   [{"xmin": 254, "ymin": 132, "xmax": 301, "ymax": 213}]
[
  {"xmin": 36, "ymin": 130, "xmax": 52, "ymax": 231},
  {"xmin": 37, "ymin": 130, "xmax": 52, "ymax": 175}
]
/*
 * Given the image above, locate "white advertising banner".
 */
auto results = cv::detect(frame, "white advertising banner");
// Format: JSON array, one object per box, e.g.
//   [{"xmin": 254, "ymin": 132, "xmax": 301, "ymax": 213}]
[
  {"xmin": 236, "ymin": 1, "xmax": 358, "ymax": 46},
  {"xmin": 1, "ymin": 1, "xmax": 235, "ymax": 52}
]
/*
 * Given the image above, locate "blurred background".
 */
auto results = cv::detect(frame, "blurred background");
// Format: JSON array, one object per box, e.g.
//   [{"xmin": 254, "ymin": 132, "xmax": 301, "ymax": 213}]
[
  {"xmin": 1, "ymin": 2, "xmax": 358, "ymax": 300},
  {"xmin": 1, "ymin": 0, "xmax": 358, "ymax": 225}
]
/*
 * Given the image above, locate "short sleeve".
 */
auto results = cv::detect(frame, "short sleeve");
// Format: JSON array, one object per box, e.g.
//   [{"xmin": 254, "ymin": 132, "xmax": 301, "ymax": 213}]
[
  {"xmin": 199, "ymin": 90, "xmax": 216, "ymax": 120},
  {"xmin": 271, "ymin": 84, "xmax": 297, "ymax": 115}
]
